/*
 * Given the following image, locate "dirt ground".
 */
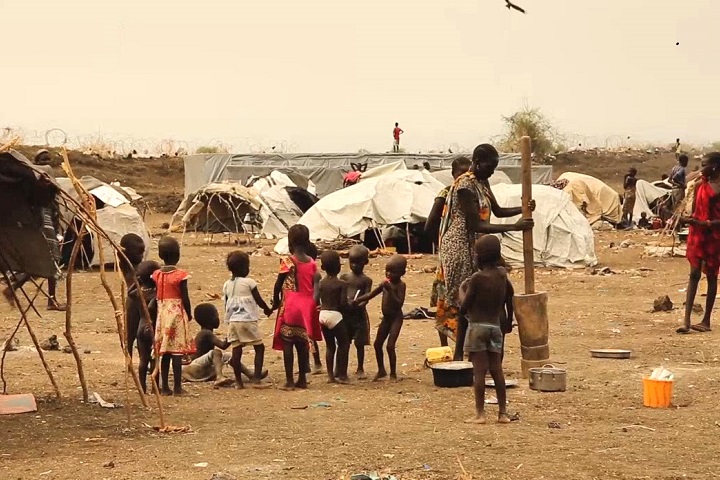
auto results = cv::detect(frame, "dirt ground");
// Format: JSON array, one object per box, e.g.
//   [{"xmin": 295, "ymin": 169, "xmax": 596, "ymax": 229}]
[{"xmin": 2, "ymin": 215, "xmax": 719, "ymax": 480}]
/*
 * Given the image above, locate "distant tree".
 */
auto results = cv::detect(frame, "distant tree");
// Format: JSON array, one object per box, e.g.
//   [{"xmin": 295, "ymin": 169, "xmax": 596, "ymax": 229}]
[{"xmin": 499, "ymin": 105, "xmax": 562, "ymax": 160}]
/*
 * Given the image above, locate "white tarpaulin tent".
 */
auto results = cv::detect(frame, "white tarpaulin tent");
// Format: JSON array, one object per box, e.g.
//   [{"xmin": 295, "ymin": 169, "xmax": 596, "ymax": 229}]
[
  {"xmin": 558, "ymin": 172, "xmax": 622, "ymax": 225},
  {"xmin": 491, "ymin": 184, "xmax": 597, "ymax": 268},
  {"xmin": 633, "ymin": 179, "xmax": 671, "ymax": 220},
  {"xmin": 431, "ymin": 169, "xmax": 513, "ymax": 187},
  {"xmin": 274, "ymin": 169, "xmax": 445, "ymax": 253},
  {"xmin": 56, "ymin": 176, "xmax": 151, "ymax": 267}
]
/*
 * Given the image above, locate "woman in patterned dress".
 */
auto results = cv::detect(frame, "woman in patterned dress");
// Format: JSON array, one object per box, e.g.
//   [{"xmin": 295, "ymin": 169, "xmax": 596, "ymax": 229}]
[
  {"xmin": 677, "ymin": 153, "xmax": 720, "ymax": 334},
  {"xmin": 153, "ymin": 236, "xmax": 193, "ymax": 395},
  {"xmin": 426, "ymin": 156, "xmax": 472, "ymax": 347},
  {"xmin": 436, "ymin": 144, "xmax": 534, "ymax": 360}
]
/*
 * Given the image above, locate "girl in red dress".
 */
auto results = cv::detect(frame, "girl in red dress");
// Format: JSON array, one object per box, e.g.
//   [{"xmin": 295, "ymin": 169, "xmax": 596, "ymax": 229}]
[
  {"xmin": 678, "ymin": 153, "xmax": 720, "ymax": 334},
  {"xmin": 153, "ymin": 236, "xmax": 193, "ymax": 394},
  {"xmin": 272, "ymin": 225, "xmax": 322, "ymax": 390}
]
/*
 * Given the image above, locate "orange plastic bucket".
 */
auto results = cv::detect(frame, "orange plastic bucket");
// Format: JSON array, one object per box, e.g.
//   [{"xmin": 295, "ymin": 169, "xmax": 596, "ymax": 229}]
[{"xmin": 642, "ymin": 377, "xmax": 673, "ymax": 408}]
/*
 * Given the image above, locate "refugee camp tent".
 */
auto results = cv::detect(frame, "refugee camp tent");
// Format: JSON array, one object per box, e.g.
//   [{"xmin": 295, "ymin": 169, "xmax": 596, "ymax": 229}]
[
  {"xmin": 491, "ymin": 184, "xmax": 597, "ymax": 268},
  {"xmin": 172, "ymin": 171, "xmax": 319, "ymax": 238},
  {"xmin": 0, "ymin": 150, "xmax": 60, "ymax": 278},
  {"xmin": 183, "ymin": 152, "xmax": 553, "ymax": 199},
  {"xmin": 633, "ymin": 179, "xmax": 672, "ymax": 220},
  {"xmin": 558, "ymin": 172, "xmax": 622, "ymax": 226},
  {"xmin": 274, "ymin": 169, "xmax": 445, "ymax": 253},
  {"xmin": 56, "ymin": 176, "xmax": 151, "ymax": 267},
  {"xmin": 431, "ymin": 169, "xmax": 513, "ymax": 187},
  {"xmin": 171, "ymin": 183, "xmax": 262, "ymax": 234}
]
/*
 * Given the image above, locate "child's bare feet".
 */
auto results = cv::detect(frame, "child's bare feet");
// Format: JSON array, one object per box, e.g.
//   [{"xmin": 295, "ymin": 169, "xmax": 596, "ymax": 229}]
[
  {"xmin": 294, "ymin": 379, "xmax": 308, "ymax": 389},
  {"xmin": 312, "ymin": 364, "xmax": 323, "ymax": 375},
  {"xmin": 389, "ymin": 373, "xmax": 403, "ymax": 382},
  {"xmin": 336, "ymin": 376, "xmax": 350, "ymax": 384},
  {"xmin": 234, "ymin": 382, "xmax": 245, "ymax": 390},
  {"xmin": 213, "ymin": 377, "xmax": 234, "ymax": 388},
  {"xmin": 280, "ymin": 382, "xmax": 295, "ymax": 391},
  {"xmin": 497, "ymin": 413, "xmax": 511, "ymax": 424},
  {"xmin": 327, "ymin": 377, "xmax": 338, "ymax": 384},
  {"xmin": 464, "ymin": 413, "xmax": 486, "ymax": 424},
  {"xmin": 373, "ymin": 370, "xmax": 387, "ymax": 382},
  {"xmin": 173, "ymin": 388, "xmax": 188, "ymax": 396},
  {"xmin": 356, "ymin": 370, "xmax": 367, "ymax": 380},
  {"xmin": 161, "ymin": 388, "xmax": 173, "ymax": 396}
]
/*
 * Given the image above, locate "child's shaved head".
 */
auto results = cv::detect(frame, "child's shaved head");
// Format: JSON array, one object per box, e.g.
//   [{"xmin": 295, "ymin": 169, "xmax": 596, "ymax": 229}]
[
  {"xmin": 348, "ymin": 245, "xmax": 369, "ymax": 262},
  {"xmin": 475, "ymin": 235, "xmax": 502, "ymax": 267},
  {"xmin": 386, "ymin": 254, "xmax": 407, "ymax": 275},
  {"xmin": 320, "ymin": 250, "xmax": 341, "ymax": 276}
]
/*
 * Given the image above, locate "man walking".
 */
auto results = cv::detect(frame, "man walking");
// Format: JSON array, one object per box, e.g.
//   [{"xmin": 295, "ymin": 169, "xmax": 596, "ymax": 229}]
[{"xmin": 392, "ymin": 122, "xmax": 404, "ymax": 153}]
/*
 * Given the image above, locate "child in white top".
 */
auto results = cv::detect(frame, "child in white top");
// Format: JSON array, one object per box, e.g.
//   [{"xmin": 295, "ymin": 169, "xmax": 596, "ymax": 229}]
[{"xmin": 224, "ymin": 251, "xmax": 273, "ymax": 388}]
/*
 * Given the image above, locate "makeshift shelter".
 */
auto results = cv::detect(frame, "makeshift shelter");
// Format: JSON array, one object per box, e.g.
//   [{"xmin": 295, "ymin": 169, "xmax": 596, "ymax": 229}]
[
  {"xmin": 56, "ymin": 176, "xmax": 151, "ymax": 267},
  {"xmin": 274, "ymin": 169, "xmax": 445, "ymax": 253},
  {"xmin": 0, "ymin": 150, "xmax": 60, "ymax": 278},
  {"xmin": 171, "ymin": 182, "xmax": 261, "ymax": 234},
  {"xmin": 172, "ymin": 171, "xmax": 319, "ymax": 238},
  {"xmin": 491, "ymin": 184, "xmax": 598, "ymax": 268},
  {"xmin": 633, "ymin": 179, "xmax": 672, "ymax": 220},
  {"xmin": 431, "ymin": 169, "xmax": 513, "ymax": 187},
  {"xmin": 558, "ymin": 172, "xmax": 622, "ymax": 226},
  {"xmin": 183, "ymin": 152, "xmax": 553, "ymax": 198}
]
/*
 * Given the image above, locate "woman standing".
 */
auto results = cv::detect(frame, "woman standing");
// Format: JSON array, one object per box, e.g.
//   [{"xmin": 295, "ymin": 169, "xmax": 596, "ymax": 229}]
[
  {"xmin": 436, "ymin": 144, "xmax": 534, "ymax": 360},
  {"xmin": 677, "ymin": 152, "xmax": 720, "ymax": 334}
]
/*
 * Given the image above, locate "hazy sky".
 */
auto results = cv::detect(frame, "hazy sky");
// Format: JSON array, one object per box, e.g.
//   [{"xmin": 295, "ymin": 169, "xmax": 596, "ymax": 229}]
[{"xmin": 2, "ymin": 0, "xmax": 718, "ymax": 152}]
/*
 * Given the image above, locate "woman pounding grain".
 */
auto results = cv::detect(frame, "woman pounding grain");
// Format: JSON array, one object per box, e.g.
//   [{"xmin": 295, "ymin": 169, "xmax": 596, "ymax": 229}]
[
  {"xmin": 676, "ymin": 152, "xmax": 720, "ymax": 334},
  {"xmin": 436, "ymin": 144, "xmax": 534, "ymax": 360}
]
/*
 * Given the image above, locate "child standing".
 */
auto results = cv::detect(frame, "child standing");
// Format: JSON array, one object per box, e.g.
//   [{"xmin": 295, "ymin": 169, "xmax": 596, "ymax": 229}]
[
  {"xmin": 131, "ymin": 260, "xmax": 159, "ymax": 394},
  {"xmin": 317, "ymin": 250, "xmax": 350, "ymax": 384},
  {"xmin": 306, "ymin": 242, "xmax": 324, "ymax": 374},
  {"xmin": 224, "ymin": 251, "xmax": 273, "ymax": 388},
  {"xmin": 272, "ymin": 225, "xmax": 322, "ymax": 390},
  {"xmin": 353, "ymin": 255, "xmax": 407, "ymax": 381},
  {"xmin": 623, "ymin": 168, "xmax": 638, "ymax": 225},
  {"xmin": 340, "ymin": 245, "xmax": 373, "ymax": 379},
  {"xmin": 120, "ymin": 233, "xmax": 146, "ymax": 358},
  {"xmin": 459, "ymin": 236, "xmax": 512, "ymax": 424},
  {"xmin": 153, "ymin": 236, "xmax": 193, "ymax": 396}
]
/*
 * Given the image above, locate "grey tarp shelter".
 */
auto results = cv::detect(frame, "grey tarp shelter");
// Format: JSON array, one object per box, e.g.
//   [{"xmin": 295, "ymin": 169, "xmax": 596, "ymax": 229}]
[{"xmin": 183, "ymin": 153, "xmax": 553, "ymax": 198}]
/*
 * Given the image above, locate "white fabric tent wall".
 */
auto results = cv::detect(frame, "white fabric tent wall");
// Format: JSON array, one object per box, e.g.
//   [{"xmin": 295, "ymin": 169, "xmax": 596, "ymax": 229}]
[
  {"xmin": 56, "ymin": 177, "xmax": 151, "ymax": 266},
  {"xmin": 431, "ymin": 170, "xmax": 512, "ymax": 187},
  {"xmin": 492, "ymin": 184, "xmax": 597, "ymax": 268},
  {"xmin": 274, "ymin": 169, "xmax": 445, "ymax": 254},
  {"xmin": 633, "ymin": 180, "xmax": 671, "ymax": 220}
]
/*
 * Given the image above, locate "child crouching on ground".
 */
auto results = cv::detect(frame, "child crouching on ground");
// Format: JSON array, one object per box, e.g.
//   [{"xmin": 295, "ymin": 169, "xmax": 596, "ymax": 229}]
[
  {"xmin": 459, "ymin": 236, "xmax": 512, "ymax": 424},
  {"xmin": 181, "ymin": 303, "xmax": 269, "ymax": 387},
  {"xmin": 224, "ymin": 251, "xmax": 273, "ymax": 389}
]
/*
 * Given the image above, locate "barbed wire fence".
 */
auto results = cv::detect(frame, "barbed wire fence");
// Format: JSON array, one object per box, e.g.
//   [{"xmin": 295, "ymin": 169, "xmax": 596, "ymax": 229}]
[{"xmin": 0, "ymin": 125, "xmax": 704, "ymax": 159}]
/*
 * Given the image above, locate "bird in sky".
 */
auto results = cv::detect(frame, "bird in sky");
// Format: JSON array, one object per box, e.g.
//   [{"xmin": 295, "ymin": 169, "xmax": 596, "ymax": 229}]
[{"xmin": 505, "ymin": 0, "xmax": 526, "ymax": 14}]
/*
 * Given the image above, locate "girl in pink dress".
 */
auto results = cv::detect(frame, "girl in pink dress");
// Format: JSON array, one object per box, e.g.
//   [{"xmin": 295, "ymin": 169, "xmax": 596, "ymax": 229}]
[
  {"xmin": 272, "ymin": 225, "xmax": 322, "ymax": 390},
  {"xmin": 153, "ymin": 236, "xmax": 193, "ymax": 395}
]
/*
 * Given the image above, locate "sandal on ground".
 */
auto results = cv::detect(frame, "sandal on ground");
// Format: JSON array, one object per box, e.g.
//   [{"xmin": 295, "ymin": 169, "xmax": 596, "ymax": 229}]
[{"xmin": 690, "ymin": 324, "xmax": 712, "ymax": 332}]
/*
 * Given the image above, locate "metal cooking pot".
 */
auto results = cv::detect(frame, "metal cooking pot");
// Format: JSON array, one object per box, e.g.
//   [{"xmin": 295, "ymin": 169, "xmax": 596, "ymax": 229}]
[{"xmin": 528, "ymin": 364, "xmax": 566, "ymax": 392}]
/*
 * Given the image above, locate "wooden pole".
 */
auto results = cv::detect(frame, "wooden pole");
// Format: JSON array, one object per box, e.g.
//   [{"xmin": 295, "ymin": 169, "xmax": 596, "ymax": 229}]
[
  {"xmin": 519, "ymin": 136, "xmax": 535, "ymax": 295},
  {"xmin": 64, "ymin": 221, "xmax": 90, "ymax": 403}
]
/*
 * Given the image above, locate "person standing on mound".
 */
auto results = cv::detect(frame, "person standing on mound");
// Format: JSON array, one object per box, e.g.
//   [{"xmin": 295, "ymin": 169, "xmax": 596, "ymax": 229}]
[
  {"xmin": 392, "ymin": 123, "xmax": 403, "ymax": 153},
  {"xmin": 677, "ymin": 152, "xmax": 720, "ymax": 334}
]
